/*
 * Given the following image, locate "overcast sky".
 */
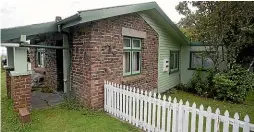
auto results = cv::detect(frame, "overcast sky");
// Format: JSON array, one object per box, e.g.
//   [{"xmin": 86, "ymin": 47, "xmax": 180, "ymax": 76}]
[
  {"xmin": 0, "ymin": 0, "xmax": 183, "ymax": 55},
  {"xmin": 0, "ymin": 0, "xmax": 183, "ymax": 28}
]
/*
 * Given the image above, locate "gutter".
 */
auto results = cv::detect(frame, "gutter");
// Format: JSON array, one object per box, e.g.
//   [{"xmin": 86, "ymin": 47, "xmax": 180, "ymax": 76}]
[{"xmin": 56, "ymin": 13, "xmax": 81, "ymax": 25}]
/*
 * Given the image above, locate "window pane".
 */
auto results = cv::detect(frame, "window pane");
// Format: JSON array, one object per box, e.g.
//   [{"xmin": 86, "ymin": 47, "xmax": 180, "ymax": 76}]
[
  {"xmin": 123, "ymin": 52, "xmax": 131, "ymax": 73},
  {"xmin": 133, "ymin": 52, "xmax": 140, "ymax": 72},
  {"xmin": 132, "ymin": 39, "xmax": 141, "ymax": 48},
  {"xmin": 170, "ymin": 53, "xmax": 174, "ymax": 69},
  {"xmin": 191, "ymin": 53, "xmax": 202, "ymax": 68},
  {"xmin": 175, "ymin": 53, "xmax": 178, "ymax": 69},
  {"xmin": 37, "ymin": 52, "xmax": 41, "ymax": 65},
  {"xmin": 203, "ymin": 57, "xmax": 214, "ymax": 68},
  {"xmin": 123, "ymin": 38, "xmax": 131, "ymax": 48}
]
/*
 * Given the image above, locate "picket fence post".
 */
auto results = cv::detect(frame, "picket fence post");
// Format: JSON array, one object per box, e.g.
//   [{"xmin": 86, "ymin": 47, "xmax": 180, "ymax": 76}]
[
  {"xmin": 172, "ymin": 98, "xmax": 177, "ymax": 132},
  {"xmin": 161, "ymin": 95, "xmax": 167, "ymax": 132},
  {"xmin": 183, "ymin": 101, "xmax": 190, "ymax": 132},
  {"xmin": 167, "ymin": 96, "xmax": 172, "ymax": 132},
  {"xmin": 205, "ymin": 106, "xmax": 212, "ymax": 132},
  {"xmin": 233, "ymin": 113, "xmax": 240, "ymax": 132},
  {"xmin": 191, "ymin": 103, "xmax": 196, "ymax": 132}
]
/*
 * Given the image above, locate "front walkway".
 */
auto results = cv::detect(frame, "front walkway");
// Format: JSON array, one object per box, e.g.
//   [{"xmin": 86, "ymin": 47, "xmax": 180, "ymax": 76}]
[{"xmin": 31, "ymin": 91, "xmax": 64, "ymax": 109}]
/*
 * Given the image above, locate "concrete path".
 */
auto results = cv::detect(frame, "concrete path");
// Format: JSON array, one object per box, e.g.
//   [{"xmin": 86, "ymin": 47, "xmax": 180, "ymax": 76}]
[{"xmin": 31, "ymin": 91, "xmax": 64, "ymax": 110}]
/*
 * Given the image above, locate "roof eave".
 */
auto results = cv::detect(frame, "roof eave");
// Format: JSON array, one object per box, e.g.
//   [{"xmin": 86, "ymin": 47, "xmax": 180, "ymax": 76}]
[{"xmin": 1, "ymin": 21, "xmax": 58, "ymax": 43}]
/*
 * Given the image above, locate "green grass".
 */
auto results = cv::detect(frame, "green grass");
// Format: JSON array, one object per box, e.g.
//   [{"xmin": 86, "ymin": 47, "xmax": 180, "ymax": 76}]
[
  {"xmin": 1, "ymin": 71, "xmax": 139, "ymax": 132},
  {"xmin": 164, "ymin": 89, "xmax": 254, "ymax": 123}
]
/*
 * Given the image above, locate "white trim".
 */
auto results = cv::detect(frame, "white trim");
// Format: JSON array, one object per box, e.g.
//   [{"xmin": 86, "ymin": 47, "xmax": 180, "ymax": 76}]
[{"xmin": 122, "ymin": 27, "xmax": 146, "ymax": 38}]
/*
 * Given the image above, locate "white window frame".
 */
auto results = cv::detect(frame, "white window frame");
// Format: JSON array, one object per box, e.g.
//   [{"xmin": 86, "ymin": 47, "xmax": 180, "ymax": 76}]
[
  {"xmin": 36, "ymin": 48, "xmax": 45, "ymax": 68},
  {"xmin": 123, "ymin": 37, "xmax": 142, "ymax": 76},
  {"xmin": 170, "ymin": 51, "xmax": 179, "ymax": 72}
]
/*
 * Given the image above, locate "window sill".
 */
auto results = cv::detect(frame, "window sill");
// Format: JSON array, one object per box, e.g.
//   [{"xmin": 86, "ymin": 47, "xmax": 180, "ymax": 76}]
[
  {"xmin": 169, "ymin": 69, "xmax": 179, "ymax": 74},
  {"xmin": 188, "ymin": 68, "xmax": 209, "ymax": 71}
]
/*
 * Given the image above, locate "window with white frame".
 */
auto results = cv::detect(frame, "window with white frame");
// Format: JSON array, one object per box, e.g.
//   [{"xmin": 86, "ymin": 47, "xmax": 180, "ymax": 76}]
[
  {"xmin": 170, "ymin": 51, "xmax": 179, "ymax": 72},
  {"xmin": 190, "ymin": 51, "xmax": 214, "ymax": 69},
  {"xmin": 37, "ymin": 48, "xmax": 45, "ymax": 67},
  {"xmin": 123, "ymin": 37, "xmax": 141, "ymax": 76}
]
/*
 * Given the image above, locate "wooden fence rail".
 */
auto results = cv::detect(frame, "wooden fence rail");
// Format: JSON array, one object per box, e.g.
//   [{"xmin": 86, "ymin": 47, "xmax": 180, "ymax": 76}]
[{"xmin": 104, "ymin": 81, "xmax": 254, "ymax": 132}]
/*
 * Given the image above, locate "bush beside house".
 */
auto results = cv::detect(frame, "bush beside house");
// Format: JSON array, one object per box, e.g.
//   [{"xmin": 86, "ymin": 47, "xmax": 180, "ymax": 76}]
[{"xmin": 178, "ymin": 65, "xmax": 254, "ymax": 103}]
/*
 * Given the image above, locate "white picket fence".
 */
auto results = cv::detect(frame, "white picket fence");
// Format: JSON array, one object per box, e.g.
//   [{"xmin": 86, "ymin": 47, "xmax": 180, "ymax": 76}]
[{"xmin": 104, "ymin": 81, "xmax": 254, "ymax": 132}]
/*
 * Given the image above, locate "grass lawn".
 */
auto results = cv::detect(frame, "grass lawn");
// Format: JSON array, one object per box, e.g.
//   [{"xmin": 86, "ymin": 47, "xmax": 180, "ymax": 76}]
[
  {"xmin": 1, "ymin": 71, "xmax": 139, "ymax": 132},
  {"xmin": 164, "ymin": 89, "xmax": 254, "ymax": 123}
]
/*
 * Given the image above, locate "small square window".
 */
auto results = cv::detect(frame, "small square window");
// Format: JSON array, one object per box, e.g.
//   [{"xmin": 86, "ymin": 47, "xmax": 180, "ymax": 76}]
[
  {"xmin": 123, "ymin": 37, "xmax": 131, "ymax": 49},
  {"xmin": 132, "ymin": 39, "xmax": 141, "ymax": 49}
]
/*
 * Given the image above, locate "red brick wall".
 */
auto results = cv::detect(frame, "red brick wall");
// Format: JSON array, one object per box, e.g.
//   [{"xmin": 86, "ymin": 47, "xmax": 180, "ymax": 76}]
[
  {"xmin": 40, "ymin": 34, "xmax": 61, "ymax": 91},
  {"xmin": 6, "ymin": 70, "xmax": 12, "ymax": 98},
  {"xmin": 71, "ymin": 13, "xmax": 159, "ymax": 108},
  {"xmin": 11, "ymin": 75, "xmax": 32, "ymax": 112},
  {"xmin": 29, "ymin": 48, "xmax": 36, "ymax": 69}
]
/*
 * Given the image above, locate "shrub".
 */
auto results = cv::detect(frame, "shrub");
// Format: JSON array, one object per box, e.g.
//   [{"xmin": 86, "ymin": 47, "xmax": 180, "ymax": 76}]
[
  {"xmin": 187, "ymin": 68, "xmax": 215, "ymax": 97},
  {"xmin": 213, "ymin": 65, "xmax": 254, "ymax": 103}
]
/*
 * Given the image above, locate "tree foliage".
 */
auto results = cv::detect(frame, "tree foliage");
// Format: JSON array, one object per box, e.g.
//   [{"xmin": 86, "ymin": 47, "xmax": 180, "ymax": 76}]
[{"xmin": 176, "ymin": 1, "xmax": 254, "ymax": 67}]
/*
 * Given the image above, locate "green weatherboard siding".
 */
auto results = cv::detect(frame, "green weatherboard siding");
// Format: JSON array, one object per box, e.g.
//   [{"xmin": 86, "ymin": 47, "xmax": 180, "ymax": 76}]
[{"xmin": 139, "ymin": 10, "xmax": 182, "ymax": 93}]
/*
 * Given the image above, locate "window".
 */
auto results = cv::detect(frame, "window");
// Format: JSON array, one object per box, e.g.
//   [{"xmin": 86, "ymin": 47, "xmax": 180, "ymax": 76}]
[
  {"xmin": 170, "ymin": 51, "xmax": 179, "ymax": 72},
  {"xmin": 123, "ymin": 37, "xmax": 141, "ymax": 76},
  {"xmin": 37, "ymin": 48, "xmax": 45, "ymax": 67},
  {"xmin": 190, "ymin": 51, "xmax": 214, "ymax": 69}
]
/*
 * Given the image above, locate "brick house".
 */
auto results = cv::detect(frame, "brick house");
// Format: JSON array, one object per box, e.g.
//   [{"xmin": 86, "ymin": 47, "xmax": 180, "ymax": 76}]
[{"xmin": 1, "ymin": 2, "xmax": 222, "ymax": 110}]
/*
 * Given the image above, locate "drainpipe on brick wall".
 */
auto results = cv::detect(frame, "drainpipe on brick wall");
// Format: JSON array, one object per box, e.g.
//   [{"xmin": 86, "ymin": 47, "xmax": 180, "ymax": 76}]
[{"xmin": 57, "ymin": 24, "xmax": 71, "ymax": 98}]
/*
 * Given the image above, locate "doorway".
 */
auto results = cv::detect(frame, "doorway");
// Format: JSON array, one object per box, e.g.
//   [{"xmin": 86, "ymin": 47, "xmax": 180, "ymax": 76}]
[{"xmin": 56, "ymin": 40, "xmax": 64, "ymax": 92}]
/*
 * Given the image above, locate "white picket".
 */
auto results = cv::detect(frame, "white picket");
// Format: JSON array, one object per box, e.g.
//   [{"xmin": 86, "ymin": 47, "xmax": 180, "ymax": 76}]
[
  {"xmin": 161, "ymin": 95, "xmax": 167, "ymax": 132},
  {"xmin": 198, "ymin": 105, "xmax": 204, "ymax": 132},
  {"xmin": 232, "ymin": 113, "xmax": 240, "ymax": 132},
  {"xmin": 157, "ymin": 94, "xmax": 162, "ymax": 131},
  {"xmin": 104, "ymin": 81, "xmax": 254, "ymax": 132},
  {"xmin": 116, "ymin": 84, "xmax": 119, "ymax": 117},
  {"xmin": 223, "ymin": 110, "xmax": 230, "ymax": 132},
  {"xmin": 183, "ymin": 101, "xmax": 190, "ymax": 132},
  {"xmin": 143, "ymin": 91, "xmax": 148, "ymax": 130},
  {"xmin": 214, "ymin": 108, "xmax": 220, "ymax": 132},
  {"xmin": 119, "ymin": 84, "xmax": 123, "ymax": 119},
  {"xmin": 243, "ymin": 115, "xmax": 250, "ymax": 132},
  {"xmin": 114, "ymin": 83, "xmax": 117, "ymax": 116},
  {"xmin": 132, "ymin": 87, "xmax": 136, "ymax": 125},
  {"xmin": 205, "ymin": 106, "xmax": 212, "ymax": 132},
  {"xmin": 110, "ymin": 82, "xmax": 114, "ymax": 114},
  {"xmin": 125, "ymin": 86, "xmax": 129, "ymax": 121},
  {"xmin": 122, "ymin": 85, "xmax": 126, "ymax": 120},
  {"xmin": 178, "ymin": 99, "xmax": 183, "ymax": 132},
  {"xmin": 128, "ymin": 87, "xmax": 133, "ymax": 124},
  {"xmin": 136, "ymin": 88, "xmax": 140, "ymax": 127},
  {"xmin": 191, "ymin": 103, "xmax": 197, "ymax": 132},
  {"xmin": 104, "ymin": 81, "xmax": 107, "ymax": 111},
  {"xmin": 139, "ymin": 89, "xmax": 144, "ymax": 128},
  {"xmin": 166, "ymin": 96, "xmax": 172, "ymax": 132},
  {"xmin": 147, "ymin": 92, "xmax": 152, "ymax": 132},
  {"xmin": 172, "ymin": 98, "xmax": 177, "ymax": 132}
]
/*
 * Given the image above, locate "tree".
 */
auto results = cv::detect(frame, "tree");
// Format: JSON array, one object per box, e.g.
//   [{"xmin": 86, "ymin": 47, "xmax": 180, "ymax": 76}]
[{"xmin": 176, "ymin": 1, "xmax": 254, "ymax": 68}]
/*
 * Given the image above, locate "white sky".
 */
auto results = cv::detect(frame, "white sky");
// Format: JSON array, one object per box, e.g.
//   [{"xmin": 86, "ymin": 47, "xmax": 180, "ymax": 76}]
[
  {"xmin": 0, "ymin": 0, "xmax": 184, "ymax": 55},
  {"xmin": 0, "ymin": 0, "xmax": 183, "ymax": 28}
]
